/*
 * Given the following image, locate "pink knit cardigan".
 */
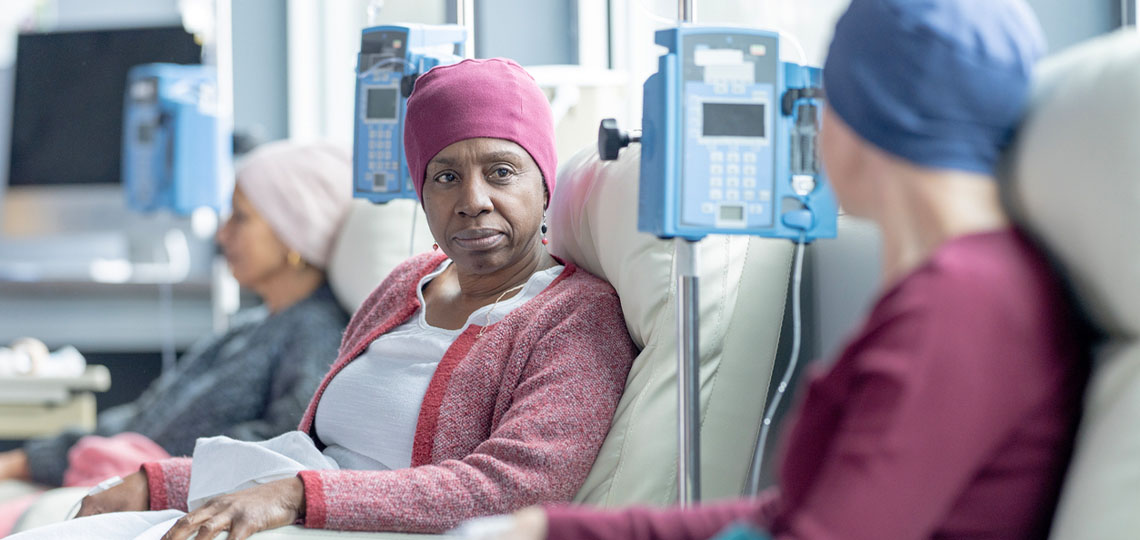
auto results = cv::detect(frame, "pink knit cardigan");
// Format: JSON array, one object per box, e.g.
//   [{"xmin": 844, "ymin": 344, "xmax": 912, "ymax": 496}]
[{"xmin": 142, "ymin": 252, "xmax": 636, "ymax": 533}]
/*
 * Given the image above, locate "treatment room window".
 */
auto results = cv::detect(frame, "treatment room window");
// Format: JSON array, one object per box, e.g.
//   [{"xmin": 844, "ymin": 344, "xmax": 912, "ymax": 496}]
[{"xmin": 469, "ymin": 0, "xmax": 598, "ymax": 67}]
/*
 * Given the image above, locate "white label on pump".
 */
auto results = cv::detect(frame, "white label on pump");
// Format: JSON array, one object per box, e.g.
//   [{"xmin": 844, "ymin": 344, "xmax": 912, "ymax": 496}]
[
  {"xmin": 694, "ymin": 48, "xmax": 744, "ymax": 66},
  {"xmin": 697, "ymin": 48, "xmax": 754, "ymax": 85},
  {"xmin": 197, "ymin": 83, "xmax": 219, "ymax": 117},
  {"xmin": 704, "ymin": 64, "xmax": 754, "ymax": 84}
]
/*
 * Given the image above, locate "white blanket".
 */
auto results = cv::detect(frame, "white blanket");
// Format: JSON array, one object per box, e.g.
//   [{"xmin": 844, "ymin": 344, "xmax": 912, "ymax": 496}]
[{"xmin": 11, "ymin": 432, "xmax": 339, "ymax": 539}]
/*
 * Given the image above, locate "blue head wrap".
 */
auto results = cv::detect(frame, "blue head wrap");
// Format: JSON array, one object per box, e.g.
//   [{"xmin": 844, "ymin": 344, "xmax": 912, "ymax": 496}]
[{"xmin": 823, "ymin": 0, "xmax": 1047, "ymax": 174}]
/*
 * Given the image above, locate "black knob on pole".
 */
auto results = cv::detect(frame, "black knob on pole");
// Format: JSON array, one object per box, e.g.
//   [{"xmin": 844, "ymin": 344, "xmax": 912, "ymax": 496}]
[
  {"xmin": 598, "ymin": 118, "xmax": 633, "ymax": 161},
  {"xmin": 401, "ymin": 73, "xmax": 419, "ymax": 98}
]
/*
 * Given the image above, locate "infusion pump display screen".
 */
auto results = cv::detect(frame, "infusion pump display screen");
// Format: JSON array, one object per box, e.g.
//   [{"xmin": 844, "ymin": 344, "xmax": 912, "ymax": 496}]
[
  {"xmin": 702, "ymin": 102, "xmax": 765, "ymax": 138},
  {"xmin": 366, "ymin": 87, "xmax": 399, "ymax": 120}
]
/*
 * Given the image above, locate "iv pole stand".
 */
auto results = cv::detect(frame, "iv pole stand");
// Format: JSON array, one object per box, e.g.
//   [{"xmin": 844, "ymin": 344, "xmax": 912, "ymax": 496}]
[
  {"xmin": 675, "ymin": 0, "xmax": 701, "ymax": 508},
  {"xmin": 676, "ymin": 237, "xmax": 701, "ymax": 506}
]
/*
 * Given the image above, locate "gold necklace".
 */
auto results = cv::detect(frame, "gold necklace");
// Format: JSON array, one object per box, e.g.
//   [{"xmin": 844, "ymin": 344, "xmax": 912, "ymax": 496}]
[{"xmin": 477, "ymin": 282, "xmax": 528, "ymax": 338}]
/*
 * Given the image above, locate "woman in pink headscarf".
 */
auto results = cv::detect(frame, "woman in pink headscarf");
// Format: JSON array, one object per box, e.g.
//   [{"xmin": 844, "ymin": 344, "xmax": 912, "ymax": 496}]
[{"xmin": 12, "ymin": 59, "xmax": 636, "ymax": 540}]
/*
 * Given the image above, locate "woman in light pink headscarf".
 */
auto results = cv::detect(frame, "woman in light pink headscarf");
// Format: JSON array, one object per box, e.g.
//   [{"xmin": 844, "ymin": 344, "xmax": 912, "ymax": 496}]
[{"xmin": 0, "ymin": 142, "xmax": 354, "ymax": 535}]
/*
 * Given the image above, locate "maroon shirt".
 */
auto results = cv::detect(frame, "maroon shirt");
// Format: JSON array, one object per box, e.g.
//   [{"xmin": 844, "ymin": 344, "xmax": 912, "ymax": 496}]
[{"xmin": 547, "ymin": 229, "xmax": 1087, "ymax": 540}]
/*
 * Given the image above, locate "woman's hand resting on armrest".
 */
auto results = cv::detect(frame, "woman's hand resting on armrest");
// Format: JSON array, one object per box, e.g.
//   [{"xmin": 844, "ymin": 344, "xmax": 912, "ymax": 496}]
[{"xmin": 76, "ymin": 470, "xmax": 150, "ymax": 517}]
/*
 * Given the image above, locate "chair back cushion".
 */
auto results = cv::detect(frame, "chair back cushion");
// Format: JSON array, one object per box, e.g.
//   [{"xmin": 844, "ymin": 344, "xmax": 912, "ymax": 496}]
[{"xmin": 1006, "ymin": 29, "xmax": 1140, "ymax": 540}]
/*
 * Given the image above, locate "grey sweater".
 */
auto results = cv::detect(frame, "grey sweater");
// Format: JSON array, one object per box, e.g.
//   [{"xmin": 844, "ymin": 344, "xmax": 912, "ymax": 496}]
[{"xmin": 24, "ymin": 283, "xmax": 348, "ymax": 486}]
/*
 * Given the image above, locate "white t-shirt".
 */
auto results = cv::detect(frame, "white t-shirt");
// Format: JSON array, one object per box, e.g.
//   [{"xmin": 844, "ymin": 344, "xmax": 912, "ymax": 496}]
[{"xmin": 314, "ymin": 260, "xmax": 564, "ymax": 471}]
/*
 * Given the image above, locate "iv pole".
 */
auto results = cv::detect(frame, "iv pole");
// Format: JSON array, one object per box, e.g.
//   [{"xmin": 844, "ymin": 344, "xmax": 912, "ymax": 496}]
[
  {"xmin": 675, "ymin": 0, "xmax": 701, "ymax": 508},
  {"xmin": 194, "ymin": 0, "xmax": 240, "ymax": 334}
]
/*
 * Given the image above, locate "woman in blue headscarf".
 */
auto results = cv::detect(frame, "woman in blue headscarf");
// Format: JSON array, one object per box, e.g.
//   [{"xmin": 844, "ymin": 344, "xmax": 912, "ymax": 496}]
[{"xmin": 494, "ymin": 0, "xmax": 1089, "ymax": 539}]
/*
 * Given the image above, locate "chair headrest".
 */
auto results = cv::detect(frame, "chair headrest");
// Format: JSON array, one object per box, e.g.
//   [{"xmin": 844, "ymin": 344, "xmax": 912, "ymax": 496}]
[
  {"xmin": 326, "ymin": 199, "xmax": 435, "ymax": 313},
  {"xmin": 548, "ymin": 146, "xmax": 670, "ymax": 348},
  {"xmin": 1009, "ymin": 28, "xmax": 1140, "ymax": 338}
]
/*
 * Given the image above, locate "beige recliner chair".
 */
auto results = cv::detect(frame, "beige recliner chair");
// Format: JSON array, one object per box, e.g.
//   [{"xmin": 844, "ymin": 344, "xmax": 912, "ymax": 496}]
[
  {"xmin": 13, "ymin": 145, "xmax": 796, "ymax": 537},
  {"xmin": 1004, "ymin": 28, "xmax": 1140, "ymax": 540}
]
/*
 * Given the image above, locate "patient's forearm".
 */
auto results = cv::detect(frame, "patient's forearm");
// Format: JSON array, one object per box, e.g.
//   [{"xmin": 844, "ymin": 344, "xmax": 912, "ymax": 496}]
[{"xmin": 0, "ymin": 449, "xmax": 31, "ymax": 482}]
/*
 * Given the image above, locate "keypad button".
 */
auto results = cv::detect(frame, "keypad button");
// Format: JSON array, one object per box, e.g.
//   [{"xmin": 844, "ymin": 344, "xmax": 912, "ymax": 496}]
[
  {"xmin": 758, "ymin": 190, "xmax": 772, "ymax": 202},
  {"xmin": 748, "ymin": 203, "xmax": 764, "ymax": 215},
  {"xmin": 727, "ymin": 152, "xmax": 741, "ymax": 163},
  {"xmin": 743, "ymin": 177, "xmax": 757, "ymax": 188},
  {"xmin": 711, "ymin": 151, "xmax": 725, "ymax": 162},
  {"xmin": 726, "ymin": 164, "xmax": 741, "ymax": 176},
  {"xmin": 726, "ymin": 177, "xmax": 740, "ymax": 188},
  {"xmin": 710, "ymin": 176, "xmax": 724, "ymax": 187},
  {"xmin": 709, "ymin": 189, "xmax": 724, "ymax": 200},
  {"xmin": 743, "ymin": 165, "xmax": 757, "ymax": 176},
  {"xmin": 710, "ymin": 164, "xmax": 724, "ymax": 175},
  {"xmin": 726, "ymin": 190, "xmax": 740, "ymax": 201},
  {"xmin": 743, "ymin": 152, "xmax": 758, "ymax": 163},
  {"xmin": 744, "ymin": 191, "xmax": 756, "ymax": 201}
]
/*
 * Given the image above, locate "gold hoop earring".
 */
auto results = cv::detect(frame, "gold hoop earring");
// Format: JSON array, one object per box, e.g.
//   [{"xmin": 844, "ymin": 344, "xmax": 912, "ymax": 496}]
[{"xmin": 286, "ymin": 251, "xmax": 303, "ymax": 268}]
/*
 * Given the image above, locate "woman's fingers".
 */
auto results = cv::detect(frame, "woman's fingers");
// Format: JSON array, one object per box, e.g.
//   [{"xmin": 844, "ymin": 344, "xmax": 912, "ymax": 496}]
[
  {"xmin": 162, "ymin": 507, "xmax": 219, "ymax": 540},
  {"xmin": 226, "ymin": 518, "xmax": 264, "ymax": 540},
  {"xmin": 192, "ymin": 516, "xmax": 231, "ymax": 540}
]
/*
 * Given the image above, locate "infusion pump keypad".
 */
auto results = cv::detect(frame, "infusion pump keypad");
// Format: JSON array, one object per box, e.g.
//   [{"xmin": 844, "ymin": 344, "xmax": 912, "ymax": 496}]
[
  {"xmin": 702, "ymin": 149, "xmax": 775, "ymax": 214},
  {"xmin": 355, "ymin": 78, "xmax": 408, "ymax": 197},
  {"xmin": 681, "ymin": 82, "xmax": 776, "ymax": 231},
  {"xmin": 364, "ymin": 119, "xmax": 399, "ymax": 193}
]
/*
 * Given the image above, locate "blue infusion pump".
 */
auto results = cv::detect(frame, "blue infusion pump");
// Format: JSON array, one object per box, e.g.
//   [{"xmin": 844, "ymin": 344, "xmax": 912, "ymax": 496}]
[
  {"xmin": 123, "ymin": 63, "xmax": 232, "ymax": 215},
  {"xmin": 602, "ymin": 27, "xmax": 836, "ymax": 242},
  {"xmin": 353, "ymin": 24, "xmax": 466, "ymax": 203}
]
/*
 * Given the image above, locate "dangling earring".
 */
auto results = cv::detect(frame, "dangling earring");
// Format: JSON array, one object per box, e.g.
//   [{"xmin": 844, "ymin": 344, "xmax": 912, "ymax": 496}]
[
  {"xmin": 286, "ymin": 250, "xmax": 303, "ymax": 268},
  {"xmin": 432, "ymin": 243, "xmax": 439, "ymax": 251},
  {"xmin": 541, "ymin": 215, "xmax": 549, "ymax": 245}
]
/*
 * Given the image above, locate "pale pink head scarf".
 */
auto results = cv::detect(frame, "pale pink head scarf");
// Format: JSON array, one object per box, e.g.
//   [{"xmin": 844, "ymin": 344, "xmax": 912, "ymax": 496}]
[{"xmin": 234, "ymin": 140, "xmax": 353, "ymax": 269}]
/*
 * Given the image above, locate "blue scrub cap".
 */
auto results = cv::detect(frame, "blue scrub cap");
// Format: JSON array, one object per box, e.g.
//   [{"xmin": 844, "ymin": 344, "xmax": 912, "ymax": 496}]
[{"xmin": 823, "ymin": 0, "xmax": 1047, "ymax": 175}]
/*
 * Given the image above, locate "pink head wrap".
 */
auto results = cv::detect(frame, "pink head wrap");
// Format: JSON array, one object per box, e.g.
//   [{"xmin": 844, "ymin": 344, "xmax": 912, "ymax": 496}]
[
  {"xmin": 235, "ymin": 140, "xmax": 353, "ymax": 270},
  {"xmin": 404, "ymin": 58, "xmax": 557, "ymax": 204}
]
